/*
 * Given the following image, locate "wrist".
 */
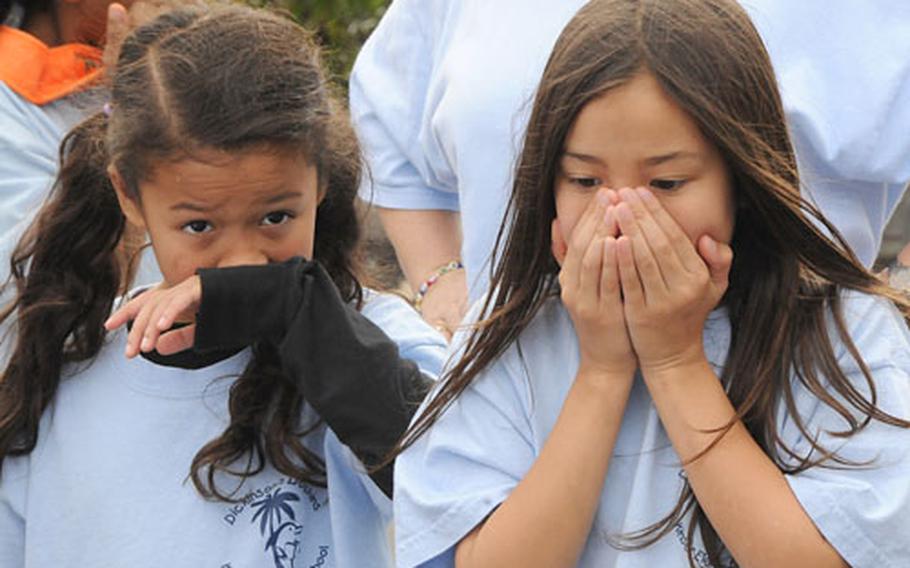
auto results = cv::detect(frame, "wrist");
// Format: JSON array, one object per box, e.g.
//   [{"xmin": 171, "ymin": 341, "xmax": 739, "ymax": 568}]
[
  {"xmin": 413, "ymin": 259, "xmax": 464, "ymax": 312},
  {"xmin": 640, "ymin": 355, "xmax": 712, "ymax": 386},
  {"xmin": 576, "ymin": 364, "xmax": 636, "ymax": 391}
]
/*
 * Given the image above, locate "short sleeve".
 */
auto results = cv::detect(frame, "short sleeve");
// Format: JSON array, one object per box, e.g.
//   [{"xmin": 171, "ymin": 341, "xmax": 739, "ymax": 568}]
[
  {"xmin": 741, "ymin": 1, "xmax": 910, "ymax": 266},
  {"xmin": 783, "ymin": 296, "xmax": 910, "ymax": 567},
  {"xmin": 394, "ymin": 351, "xmax": 537, "ymax": 568},
  {"xmin": 349, "ymin": 0, "xmax": 459, "ymax": 212},
  {"xmin": 744, "ymin": 0, "xmax": 910, "ymax": 184}
]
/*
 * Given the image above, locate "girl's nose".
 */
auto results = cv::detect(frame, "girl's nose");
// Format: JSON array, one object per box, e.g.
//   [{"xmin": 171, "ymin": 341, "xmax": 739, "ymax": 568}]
[{"xmin": 216, "ymin": 248, "xmax": 269, "ymax": 269}]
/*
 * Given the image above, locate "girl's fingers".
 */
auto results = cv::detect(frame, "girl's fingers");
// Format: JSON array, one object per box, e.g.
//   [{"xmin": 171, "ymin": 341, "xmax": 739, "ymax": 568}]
[
  {"xmin": 561, "ymin": 189, "xmax": 609, "ymax": 290},
  {"xmin": 698, "ymin": 235, "xmax": 734, "ymax": 292},
  {"xmin": 635, "ymin": 187, "xmax": 704, "ymax": 272},
  {"xmin": 616, "ymin": 235, "xmax": 644, "ymax": 307},
  {"xmin": 620, "ymin": 188, "xmax": 687, "ymax": 285},
  {"xmin": 615, "ymin": 202, "xmax": 667, "ymax": 302},
  {"xmin": 125, "ymin": 297, "xmax": 156, "ymax": 357},
  {"xmin": 155, "ymin": 279, "xmax": 201, "ymax": 331},
  {"xmin": 104, "ymin": 294, "xmax": 147, "ymax": 331},
  {"xmin": 600, "ymin": 237, "xmax": 621, "ymax": 305},
  {"xmin": 156, "ymin": 324, "xmax": 196, "ymax": 356},
  {"xmin": 140, "ymin": 297, "xmax": 176, "ymax": 353},
  {"xmin": 578, "ymin": 234, "xmax": 606, "ymax": 309}
]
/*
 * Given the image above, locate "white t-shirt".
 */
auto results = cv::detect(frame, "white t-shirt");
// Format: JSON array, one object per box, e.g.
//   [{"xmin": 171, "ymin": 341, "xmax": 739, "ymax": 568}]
[
  {"xmin": 394, "ymin": 292, "xmax": 910, "ymax": 567},
  {"xmin": 351, "ymin": 0, "xmax": 910, "ymax": 295},
  {"xmin": 0, "ymin": 292, "xmax": 447, "ymax": 568}
]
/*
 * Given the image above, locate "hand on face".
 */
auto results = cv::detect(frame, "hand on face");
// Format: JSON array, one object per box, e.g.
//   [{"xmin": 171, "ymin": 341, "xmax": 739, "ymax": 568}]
[
  {"xmin": 612, "ymin": 186, "xmax": 733, "ymax": 375},
  {"xmin": 104, "ymin": 275, "xmax": 201, "ymax": 358},
  {"xmin": 554, "ymin": 188, "xmax": 637, "ymax": 378}
]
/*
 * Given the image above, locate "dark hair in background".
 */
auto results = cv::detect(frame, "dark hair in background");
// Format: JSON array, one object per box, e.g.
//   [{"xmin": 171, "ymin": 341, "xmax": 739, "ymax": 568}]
[
  {"xmin": 0, "ymin": 5, "xmax": 365, "ymax": 499},
  {"xmin": 394, "ymin": 0, "xmax": 910, "ymax": 565}
]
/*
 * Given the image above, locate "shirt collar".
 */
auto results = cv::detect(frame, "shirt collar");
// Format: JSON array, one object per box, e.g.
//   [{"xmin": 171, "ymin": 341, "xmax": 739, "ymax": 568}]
[{"xmin": 0, "ymin": 25, "xmax": 102, "ymax": 105}]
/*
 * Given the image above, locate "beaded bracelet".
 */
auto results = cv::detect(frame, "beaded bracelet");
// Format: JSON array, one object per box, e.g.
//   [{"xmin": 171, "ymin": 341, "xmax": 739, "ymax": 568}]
[{"xmin": 414, "ymin": 260, "xmax": 464, "ymax": 312}]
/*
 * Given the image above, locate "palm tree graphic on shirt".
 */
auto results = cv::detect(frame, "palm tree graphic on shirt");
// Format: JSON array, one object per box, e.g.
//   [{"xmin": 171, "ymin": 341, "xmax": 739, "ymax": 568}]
[{"xmin": 250, "ymin": 488, "xmax": 303, "ymax": 568}]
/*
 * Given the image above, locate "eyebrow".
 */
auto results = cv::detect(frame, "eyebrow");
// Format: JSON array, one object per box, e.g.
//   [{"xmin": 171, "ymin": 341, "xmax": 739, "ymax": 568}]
[
  {"xmin": 169, "ymin": 190, "xmax": 303, "ymax": 213},
  {"xmin": 562, "ymin": 150, "xmax": 703, "ymax": 168},
  {"xmin": 170, "ymin": 202, "xmax": 214, "ymax": 213},
  {"xmin": 259, "ymin": 191, "xmax": 304, "ymax": 205},
  {"xmin": 642, "ymin": 151, "xmax": 703, "ymax": 166},
  {"xmin": 562, "ymin": 151, "xmax": 607, "ymax": 167}
]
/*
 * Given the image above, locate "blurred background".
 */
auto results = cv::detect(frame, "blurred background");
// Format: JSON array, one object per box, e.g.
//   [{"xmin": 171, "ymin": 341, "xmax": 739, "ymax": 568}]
[{"xmin": 264, "ymin": 0, "xmax": 390, "ymax": 87}]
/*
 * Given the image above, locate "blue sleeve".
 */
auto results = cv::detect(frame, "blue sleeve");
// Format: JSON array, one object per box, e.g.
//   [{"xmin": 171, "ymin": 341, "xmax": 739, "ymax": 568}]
[
  {"xmin": 394, "ymin": 347, "xmax": 537, "ymax": 568},
  {"xmin": 783, "ymin": 296, "xmax": 910, "ymax": 567},
  {"xmin": 349, "ymin": 0, "xmax": 460, "ymax": 212},
  {"xmin": 744, "ymin": 1, "xmax": 910, "ymax": 266},
  {"xmin": 746, "ymin": 0, "xmax": 910, "ymax": 184}
]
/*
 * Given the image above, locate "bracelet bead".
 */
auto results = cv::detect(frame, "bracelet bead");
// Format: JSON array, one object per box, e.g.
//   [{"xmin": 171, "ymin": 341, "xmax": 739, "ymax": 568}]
[{"xmin": 414, "ymin": 260, "xmax": 464, "ymax": 311}]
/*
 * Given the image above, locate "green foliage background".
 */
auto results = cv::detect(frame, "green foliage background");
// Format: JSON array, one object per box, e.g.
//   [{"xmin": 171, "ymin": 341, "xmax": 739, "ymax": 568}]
[{"xmin": 264, "ymin": 0, "xmax": 391, "ymax": 86}]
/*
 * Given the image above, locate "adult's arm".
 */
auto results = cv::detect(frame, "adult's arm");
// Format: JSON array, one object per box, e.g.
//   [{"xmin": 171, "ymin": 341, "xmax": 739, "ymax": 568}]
[{"xmin": 349, "ymin": 0, "xmax": 469, "ymax": 330}]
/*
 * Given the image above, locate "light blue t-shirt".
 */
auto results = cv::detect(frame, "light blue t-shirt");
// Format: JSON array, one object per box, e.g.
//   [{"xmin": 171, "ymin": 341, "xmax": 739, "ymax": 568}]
[
  {"xmin": 394, "ymin": 292, "xmax": 910, "ymax": 567},
  {"xmin": 0, "ymin": 82, "xmax": 81, "ymax": 240},
  {"xmin": 0, "ymin": 291, "xmax": 446, "ymax": 568},
  {"xmin": 351, "ymin": 0, "xmax": 910, "ymax": 295},
  {"xmin": 0, "ymin": 83, "xmax": 161, "ymax": 290}
]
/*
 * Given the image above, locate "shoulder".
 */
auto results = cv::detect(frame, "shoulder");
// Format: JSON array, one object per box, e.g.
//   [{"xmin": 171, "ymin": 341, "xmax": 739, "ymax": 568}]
[
  {"xmin": 444, "ymin": 293, "xmax": 577, "ymax": 418},
  {"xmin": 0, "ymin": 83, "xmax": 49, "ymax": 143}
]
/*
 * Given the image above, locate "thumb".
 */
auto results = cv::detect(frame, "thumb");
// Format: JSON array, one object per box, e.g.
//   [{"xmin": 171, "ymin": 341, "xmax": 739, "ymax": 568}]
[
  {"xmin": 698, "ymin": 235, "xmax": 733, "ymax": 289},
  {"xmin": 103, "ymin": 3, "xmax": 129, "ymax": 73},
  {"xmin": 156, "ymin": 324, "xmax": 196, "ymax": 356}
]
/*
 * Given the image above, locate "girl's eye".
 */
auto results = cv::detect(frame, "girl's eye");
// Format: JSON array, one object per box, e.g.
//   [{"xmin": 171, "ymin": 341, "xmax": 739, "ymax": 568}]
[
  {"xmin": 650, "ymin": 179, "xmax": 686, "ymax": 191},
  {"xmin": 261, "ymin": 211, "xmax": 294, "ymax": 226},
  {"xmin": 182, "ymin": 220, "xmax": 213, "ymax": 234},
  {"xmin": 569, "ymin": 177, "xmax": 602, "ymax": 189}
]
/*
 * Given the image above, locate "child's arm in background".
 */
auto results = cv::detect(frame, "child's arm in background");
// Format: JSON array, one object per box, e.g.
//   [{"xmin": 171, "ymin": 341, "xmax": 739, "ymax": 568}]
[{"xmin": 106, "ymin": 257, "xmax": 441, "ymax": 497}]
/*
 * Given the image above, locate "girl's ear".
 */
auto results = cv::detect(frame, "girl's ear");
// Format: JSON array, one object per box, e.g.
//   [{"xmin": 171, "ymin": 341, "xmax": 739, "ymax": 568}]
[
  {"xmin": 551, "ymin": 218, "xmax": 568, "ymax": 266},
  {"xmin": 107, "ymin": 166, "xmax": 146, "ymax": 231}
]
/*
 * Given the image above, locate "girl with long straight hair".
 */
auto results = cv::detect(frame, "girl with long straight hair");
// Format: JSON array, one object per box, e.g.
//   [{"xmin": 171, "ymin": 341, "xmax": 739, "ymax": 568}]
[{"xmin": 393, "ymin": 1, "xmax": 910, "ymax": 566}]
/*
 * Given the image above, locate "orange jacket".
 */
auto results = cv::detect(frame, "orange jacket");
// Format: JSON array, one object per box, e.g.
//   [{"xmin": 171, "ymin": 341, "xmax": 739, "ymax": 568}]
[{"xmin": 0, "ymin": 25, "xmax": 102, "ymax": 105}]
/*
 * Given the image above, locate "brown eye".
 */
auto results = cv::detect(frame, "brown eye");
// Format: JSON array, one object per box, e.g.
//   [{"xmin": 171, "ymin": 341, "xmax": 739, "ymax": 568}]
[
  {"xmin": 650, "ymin": 179, "xmax": 685, "ymax": 191},
  {"xmin": 261, "ymin": 211, "xmax": 293, "ymax": 226},
  {"xmin": 182, "ymin": 220, "xmax": 212, "ymax": 234},
  {"xmin": 570, "ymin": 177, "xmax": 602, "ymax": 189}
]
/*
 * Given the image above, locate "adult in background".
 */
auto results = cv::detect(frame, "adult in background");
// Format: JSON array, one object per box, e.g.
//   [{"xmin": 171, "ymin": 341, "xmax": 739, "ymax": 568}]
[{"xmin": 351, "ymin": 0, "xmax": 910, "ymax": 337}]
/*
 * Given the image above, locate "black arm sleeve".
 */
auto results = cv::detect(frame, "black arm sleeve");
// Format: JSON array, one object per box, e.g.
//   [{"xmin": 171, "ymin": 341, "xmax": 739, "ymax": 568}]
[{"xmin": 193, "ymin": 257, "xmax": 433, "ymax": 497}]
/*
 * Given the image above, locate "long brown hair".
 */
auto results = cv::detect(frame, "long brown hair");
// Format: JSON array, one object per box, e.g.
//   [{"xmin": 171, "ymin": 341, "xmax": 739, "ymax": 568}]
[
  {"xmin": 0, "ymin": 5, "xmax": 365, "ymax": 500},
  {"xmin": 397, "ymin": 0, "xmax": 910, "ymax": 564}
]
